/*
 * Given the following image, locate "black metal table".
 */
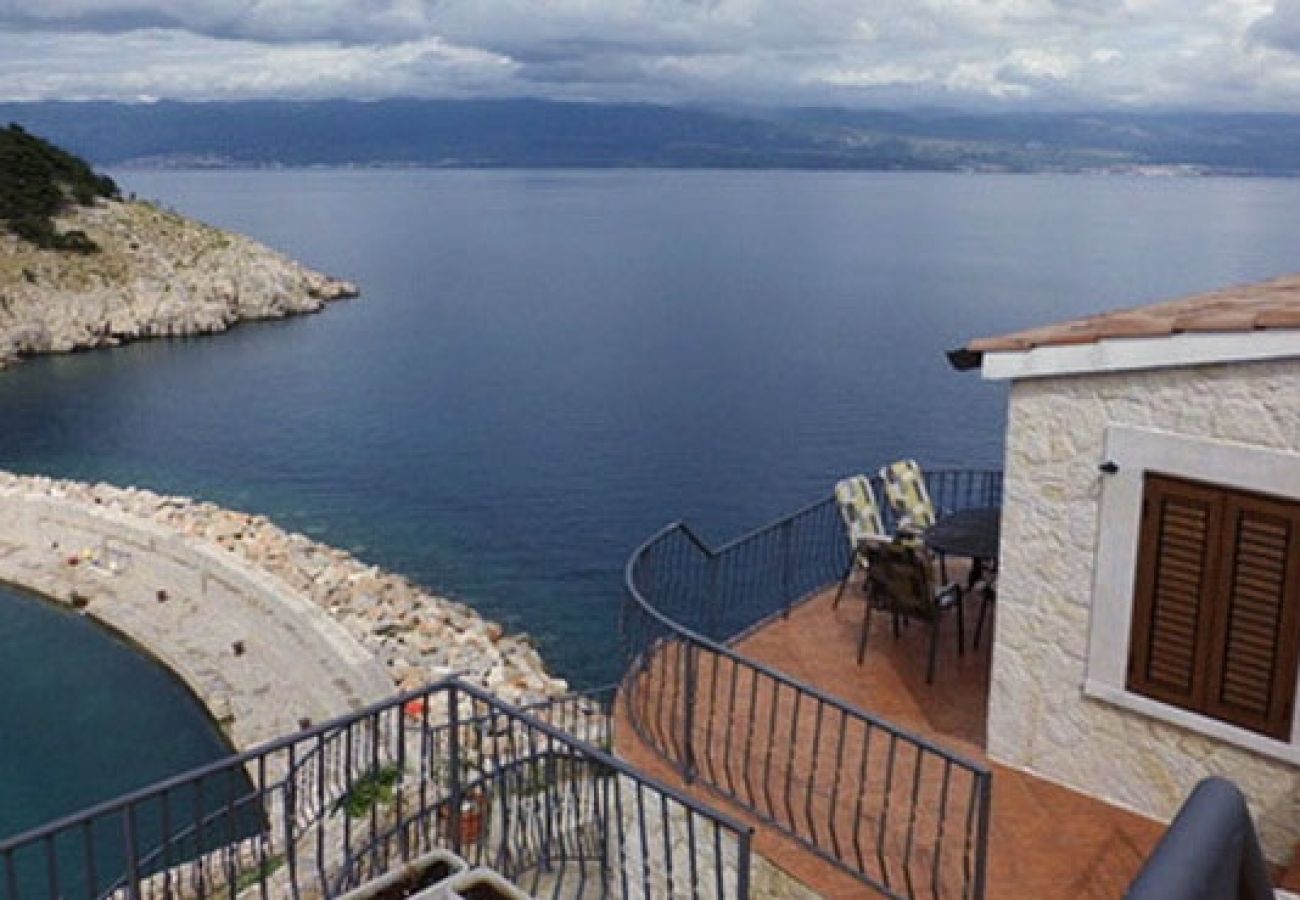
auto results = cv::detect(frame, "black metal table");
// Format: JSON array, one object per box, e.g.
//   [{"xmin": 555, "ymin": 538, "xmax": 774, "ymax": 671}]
[
  {"xmin": 923, "ymin": 506, "xmax": 1002, "ymax": 648},
  {"xmin": 923, "ymin": 506, "xmax": 1001, "ymax": 563}
]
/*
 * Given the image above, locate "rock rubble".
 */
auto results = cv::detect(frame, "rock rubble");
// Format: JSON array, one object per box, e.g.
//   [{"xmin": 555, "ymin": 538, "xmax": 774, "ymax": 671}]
[{"xmin": 0, "ymin": 472, "xmax": 569, "ymax": 707}]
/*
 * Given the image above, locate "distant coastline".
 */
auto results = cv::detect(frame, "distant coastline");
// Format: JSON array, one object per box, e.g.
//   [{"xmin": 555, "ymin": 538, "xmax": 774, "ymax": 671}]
[
  {"xmin": 109, "ymin": 158, "xmax": 1225, "ymax": 178},
  {"xmin": 6, "ymin": 99, "xmax": 1300, "ymax": 178},
  {"xmin": 0, "ymin": 197, "xmax": 358, "ymax": 369}
]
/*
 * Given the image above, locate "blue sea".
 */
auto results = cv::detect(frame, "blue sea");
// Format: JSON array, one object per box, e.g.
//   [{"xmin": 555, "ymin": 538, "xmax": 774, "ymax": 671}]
[{"xmin": 2, "ymin": 169, "xmax": 1299, "ymax": 834}]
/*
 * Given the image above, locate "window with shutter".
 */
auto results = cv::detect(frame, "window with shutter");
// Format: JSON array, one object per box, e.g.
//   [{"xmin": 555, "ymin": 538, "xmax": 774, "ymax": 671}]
[{"xmin": 1127, "ymin": 473, "xmax": 1300, "ymax": 741}]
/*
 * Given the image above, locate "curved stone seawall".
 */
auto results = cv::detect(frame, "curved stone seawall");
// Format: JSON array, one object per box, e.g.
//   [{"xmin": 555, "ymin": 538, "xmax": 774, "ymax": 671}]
[{"xmin": 0, "ymin": 472, "xmax": 567, "ymax": 751}]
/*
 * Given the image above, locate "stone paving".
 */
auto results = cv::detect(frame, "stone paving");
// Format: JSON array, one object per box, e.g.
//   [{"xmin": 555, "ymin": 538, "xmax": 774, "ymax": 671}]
[{"xmin": 616, "ymin": 587, "xmax": 1172, "ymax": 898}]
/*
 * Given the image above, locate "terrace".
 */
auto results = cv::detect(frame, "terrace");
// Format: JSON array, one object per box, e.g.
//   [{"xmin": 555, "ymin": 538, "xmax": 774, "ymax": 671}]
[
  {"xmin": 0, "ymin": 468, "xmax": 1278, "ymax": 899},
  {"xmin": 614, "ymin": 468, "xmax": 1264, "ymax": 897}
]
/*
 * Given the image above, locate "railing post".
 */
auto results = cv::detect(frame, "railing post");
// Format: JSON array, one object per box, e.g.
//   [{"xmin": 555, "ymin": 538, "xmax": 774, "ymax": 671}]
[
  {"xmin": 122, "ymin": 802, "xmax": 140, "ymax": 900},
  {"xmin": 735, "ymin": 828, "xmax": 752, "ymax": 899},
  {"xmin": 779, "ymin": 519, "xmax": 794, "ymax": 618},
  {"xmin": 283, "ymin": 743, "xmax": 299, "ymax": 897},
  {"xmin": 972, "ymin": 771, "xmax": 992, "ymax": 899},
  {"xmin": 447, "ymin": 684, "xmax": 464, "ymax": 856},
  {"xmin": 707, "ymin": 552, "xmax": 721, "ymax": 638},
  {"xmin": 682, "ymin": 641, "xmax": 698, "ymax": 784}
]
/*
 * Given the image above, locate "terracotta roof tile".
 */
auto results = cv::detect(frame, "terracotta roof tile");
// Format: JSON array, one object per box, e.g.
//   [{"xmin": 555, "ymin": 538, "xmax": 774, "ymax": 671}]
[
  {"xmin": 961, "ymin": 272, "xmax": 1300, "ymax": 357},
  {"xmin": 1256, "ymin": 307, "xmax": 1300, "ymax": 328},
  {"xmin": 1170, "ymin": 310, "xmax": 1261, "ymax": 332}
]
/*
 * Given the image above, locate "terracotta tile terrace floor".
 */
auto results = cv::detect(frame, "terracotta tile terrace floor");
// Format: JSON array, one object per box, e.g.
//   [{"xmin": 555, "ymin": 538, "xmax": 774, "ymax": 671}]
[{"xmin": 614, "ymin": 584, "xmax": 1170, "ymax": 899}]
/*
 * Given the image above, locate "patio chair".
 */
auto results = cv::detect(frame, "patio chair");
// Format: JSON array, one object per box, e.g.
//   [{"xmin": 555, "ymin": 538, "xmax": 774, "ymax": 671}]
[
  {"xmin": 881, "ymin": 457, "xmax": 955, "ymax": 582},
  {"xmin": 879, "ymin": 459, "xmax": 937, "ymax": 534},
  {"xmin": 972, "ymin": 560, "xmax": 997, "ymax": 650},
  {"xmin": 831, "ymin": 475, "xmax": 887, "ymax": 608},
  {"xmin": 859, "ymin": 538, "xmax": 964, "ymax": 684}
]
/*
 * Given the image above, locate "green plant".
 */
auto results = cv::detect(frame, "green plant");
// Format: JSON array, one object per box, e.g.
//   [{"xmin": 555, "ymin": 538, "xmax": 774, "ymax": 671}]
[
  {"xmin": 334, "ymin": 764, "xmax": 402, "ymax": 819},
  {"xmin": 232, "ymin": 853, "xmax": 285, "ymax": 893},
  {"xmin": 0, "ymin": 123, "xmax": 119, "ymax": 252}
]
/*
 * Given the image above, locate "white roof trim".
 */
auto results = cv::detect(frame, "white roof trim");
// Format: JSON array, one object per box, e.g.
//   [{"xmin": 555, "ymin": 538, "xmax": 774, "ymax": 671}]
[{"xmin": 980, "ymin": 328, "xmax": 1300, "ymax": 380}]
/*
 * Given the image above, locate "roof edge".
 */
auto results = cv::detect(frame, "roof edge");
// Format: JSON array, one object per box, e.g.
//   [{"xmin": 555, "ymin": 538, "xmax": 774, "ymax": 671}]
[
  {"xmin": 979, "ymin": 329, "xmax": 1300, "ymax": 381},
  {"xmin": 946, "ymin": 347, "xmax": 983, "ymax": 372}
]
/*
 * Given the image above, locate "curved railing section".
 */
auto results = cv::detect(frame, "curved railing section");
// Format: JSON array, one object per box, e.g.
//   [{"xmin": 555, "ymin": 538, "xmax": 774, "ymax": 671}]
[
  {"xmin": 0, "ymin": 681, "xmax": 751, "ymax": 900},
  {"xmin": 621, "ymin": 468, "xmax": 1002, "ymax": 899}
]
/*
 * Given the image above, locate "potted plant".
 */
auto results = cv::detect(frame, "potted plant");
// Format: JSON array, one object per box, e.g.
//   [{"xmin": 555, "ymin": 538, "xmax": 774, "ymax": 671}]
[{"xmin": 432, "ymin": 752, "xmax": 490, "ymax": 847}]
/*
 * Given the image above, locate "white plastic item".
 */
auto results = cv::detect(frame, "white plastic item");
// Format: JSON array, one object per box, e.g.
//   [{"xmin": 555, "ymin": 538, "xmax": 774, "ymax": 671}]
[
  {"xmin": 443, "ymin": 867, "xmax": 533, "ymax": 900},
  {"xmin": 335, "ymin": 848, "xmax": 468, "ymax": 900}
]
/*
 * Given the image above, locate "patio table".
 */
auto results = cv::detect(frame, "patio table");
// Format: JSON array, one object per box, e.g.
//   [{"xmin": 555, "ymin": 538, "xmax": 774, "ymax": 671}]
[
  {"xmin": 922, "ymin": 506, "xmax": 1001, "ymax": 565},
  {"xmin": 923, "ymin": 506, "xmax": 1002, "ymax": 648}
]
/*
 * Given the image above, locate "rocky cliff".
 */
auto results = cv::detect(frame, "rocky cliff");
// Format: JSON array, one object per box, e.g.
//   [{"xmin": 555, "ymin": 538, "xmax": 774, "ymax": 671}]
[{"xmin": 0, "ymin": 197, "xmax": 357, "ymax": 367}]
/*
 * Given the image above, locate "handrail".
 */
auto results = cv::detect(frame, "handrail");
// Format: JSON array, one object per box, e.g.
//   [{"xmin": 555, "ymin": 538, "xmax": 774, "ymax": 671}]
[
  {"xmin": 1126, "ymin": 777, "xmax": 1274, "ymax": 900},
  {"xmin": 620, "ymin": 468, "xmax": 1001, "ymax": 898},
  {"xmin": 622, "ymin": 520, "xmax": 988, "ymax": 774},
  {"xmin": 0, "ymin": 679, "xmax": 751, "ymax": 900}
]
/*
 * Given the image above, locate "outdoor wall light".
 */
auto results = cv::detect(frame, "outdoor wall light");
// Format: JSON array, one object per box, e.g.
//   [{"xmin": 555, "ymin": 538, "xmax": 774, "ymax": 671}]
[{"xmin": 1099, "ymin": 461, "xmax": 1120, "ymax": 475}]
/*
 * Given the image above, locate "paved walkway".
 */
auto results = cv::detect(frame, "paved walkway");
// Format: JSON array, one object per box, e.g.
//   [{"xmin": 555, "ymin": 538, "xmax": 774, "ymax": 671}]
[{"xmin": 0, "ymin": 487, "xmax": 394, "ymax": 753}]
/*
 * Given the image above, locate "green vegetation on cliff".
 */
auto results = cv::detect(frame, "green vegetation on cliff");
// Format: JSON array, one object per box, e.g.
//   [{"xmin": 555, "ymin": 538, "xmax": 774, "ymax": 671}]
[{"xmin": 0, "ymin": 123, "xmax": 119, "ymax": 252}]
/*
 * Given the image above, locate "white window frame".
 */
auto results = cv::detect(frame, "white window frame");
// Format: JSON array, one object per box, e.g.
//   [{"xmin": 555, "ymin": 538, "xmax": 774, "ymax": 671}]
[{"xmin": 1084, "ymin": 423, "xmax": 1300, "ymax": 764}]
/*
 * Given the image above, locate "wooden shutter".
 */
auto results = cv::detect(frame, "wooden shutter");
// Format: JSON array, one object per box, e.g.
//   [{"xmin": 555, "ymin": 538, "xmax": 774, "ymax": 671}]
[
  {"xmin": 1128, "ymin": 475, "xmax": 1222, "ymax": 708},
  {"xmin": 1127, "ymin": 472, "xmax": 1300, "ymax": 742},
  {"xmin": 1204, "ymin": 493, "xmax": 1300, "ymax": 739}
]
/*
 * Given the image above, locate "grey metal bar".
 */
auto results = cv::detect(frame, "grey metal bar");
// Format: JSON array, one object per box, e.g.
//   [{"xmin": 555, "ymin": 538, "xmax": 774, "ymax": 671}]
[{"xmin": 1125, "ymin": 777, "xmax": 1272, "ymax": 900}]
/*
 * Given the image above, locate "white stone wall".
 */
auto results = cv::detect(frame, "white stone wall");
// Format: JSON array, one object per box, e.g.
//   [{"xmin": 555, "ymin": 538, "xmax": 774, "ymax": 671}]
[{"xmin": 990, "ymin": 358, "xmax": 1300, "ymax": 862}]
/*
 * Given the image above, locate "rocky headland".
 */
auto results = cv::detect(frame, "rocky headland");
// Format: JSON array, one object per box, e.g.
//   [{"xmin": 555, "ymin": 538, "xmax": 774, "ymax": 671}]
[{"xmin": 0, "ymin": 197, "xmax": 357, "ymax": 368}]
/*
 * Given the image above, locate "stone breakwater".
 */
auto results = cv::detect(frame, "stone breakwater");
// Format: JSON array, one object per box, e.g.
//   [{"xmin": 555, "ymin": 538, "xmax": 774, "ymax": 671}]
[
  {"xmin": 0, "ymin": 471, "xmax": 567, "ymax": 748},
  {"xmin": 0, "ymin": 198, "xmax": 357, "ymax": 368}
]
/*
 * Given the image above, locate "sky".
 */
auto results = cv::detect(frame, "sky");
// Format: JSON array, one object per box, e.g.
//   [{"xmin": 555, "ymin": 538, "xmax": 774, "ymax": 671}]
[{"xmin": 2, "ymin": 0, "xmax": 1300, "ymax": 110}]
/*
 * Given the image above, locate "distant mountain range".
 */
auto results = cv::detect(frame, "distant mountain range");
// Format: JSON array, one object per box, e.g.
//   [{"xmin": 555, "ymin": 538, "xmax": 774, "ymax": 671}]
[{"xmin": 3, "ymin": 98, "xmax": 1300, "ymax": 175}]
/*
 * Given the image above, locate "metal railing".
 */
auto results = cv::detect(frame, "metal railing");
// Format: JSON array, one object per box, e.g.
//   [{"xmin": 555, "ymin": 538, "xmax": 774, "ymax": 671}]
[
  {"xmin": 0, "ymin": 680, "xmax": 752, "ymax": 899},
  {"xmin": 621, "ymin": 469, "xmax": 1001, "ymax": 898},
  {"xmin": 1126, "ymin": 777, "xmax": 1274, "ymax": 900}
]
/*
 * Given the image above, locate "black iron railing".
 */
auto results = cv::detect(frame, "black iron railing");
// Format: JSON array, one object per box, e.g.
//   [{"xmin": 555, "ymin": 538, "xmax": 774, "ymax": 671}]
[
  {"xmin": 1126, "ymin": 777, "xmax": 1274, "ymax": 900},
  {"xmin": 621, "ymin": 468, "xmax": 1001, "ymax": 898},
  {"xmin": 0, "ymin": 680, "xmax": 752, "ymax": 899}
]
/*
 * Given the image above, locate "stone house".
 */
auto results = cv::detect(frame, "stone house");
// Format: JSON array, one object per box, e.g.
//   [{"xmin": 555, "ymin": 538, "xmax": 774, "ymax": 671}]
[{"xmin": 951, "ymin": 273, "xmax": 1300, "ymax": 864}]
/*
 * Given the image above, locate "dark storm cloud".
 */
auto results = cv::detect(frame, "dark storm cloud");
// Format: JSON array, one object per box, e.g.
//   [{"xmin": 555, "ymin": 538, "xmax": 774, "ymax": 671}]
[{"xmin": 0, "ymin": 0, "xmax": 432, "ymax": 44}]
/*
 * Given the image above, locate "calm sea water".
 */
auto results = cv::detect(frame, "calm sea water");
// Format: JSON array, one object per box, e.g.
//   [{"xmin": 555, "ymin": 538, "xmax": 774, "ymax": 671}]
[
  {"xmin": 4, "ymin": 170, "xmax": 1300, "ymax": 705},
  {"xmin": 0, "ymin": 583, "xmax": 236, "ymax": 840}
]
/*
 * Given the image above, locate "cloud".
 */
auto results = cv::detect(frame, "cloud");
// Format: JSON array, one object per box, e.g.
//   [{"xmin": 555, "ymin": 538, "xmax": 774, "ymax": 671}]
[
  {"xmin": 1250, "ymin": 0, "xmax": 1300, "ymax": 53},
  {"xmin": 0, "ymin": 0, "xmax": 1297, "ymax": 109},
  {"xmin": 0, "ymin": 0, "xmax": 437, "ymax": 43},
  {"xmin": 0, "ymin": 29, "xmax": 515, "ymax": 101}
]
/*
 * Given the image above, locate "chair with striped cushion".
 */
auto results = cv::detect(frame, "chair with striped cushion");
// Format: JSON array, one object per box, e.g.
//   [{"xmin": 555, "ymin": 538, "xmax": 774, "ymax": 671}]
[
  {"xmin": 880, "ymin": 459, "xmax": 937, "ymax": 534},
  {"xmin": 831, "ymin": 475, "xmax": 887, "ymax": 608},
  {"xmin": 859, "ymin": 538, "xmax": 964, "ymax": 683}
]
